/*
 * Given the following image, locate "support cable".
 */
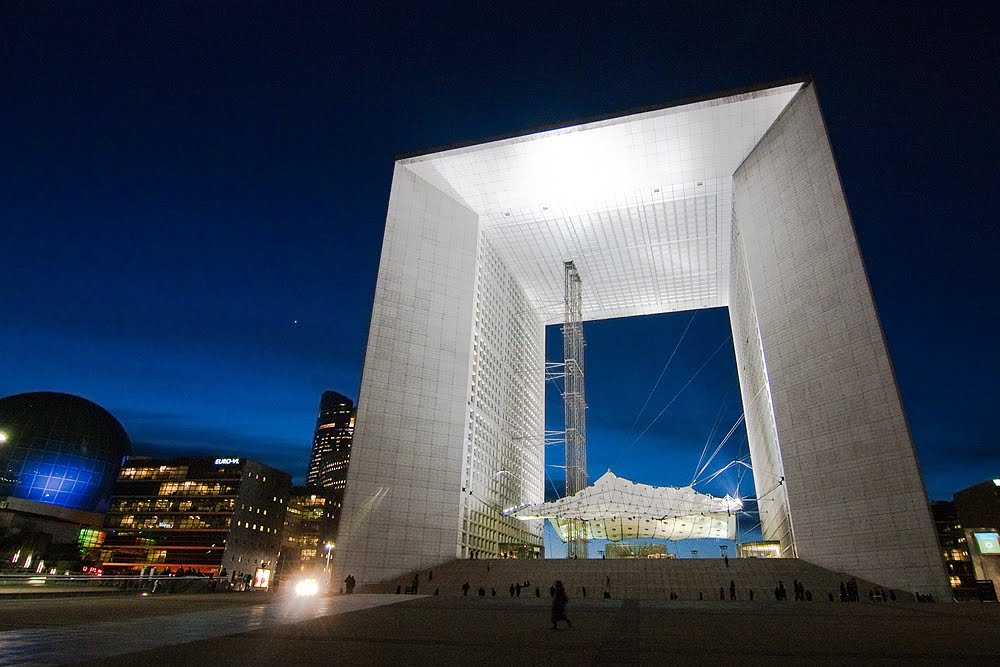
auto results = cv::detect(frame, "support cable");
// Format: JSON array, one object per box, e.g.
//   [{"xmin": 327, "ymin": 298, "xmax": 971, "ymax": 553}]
[
  {"xmin": 692, "ymin": 413, "xmax": 746, "ymax": 485},
  {"xmin": 626, "ymin": 313, "xmax": 696, "ymax": 438},
  {"xmin": 612, "ymin": 334, "xmax": 732, "ymax": 470},
  {"xmin": 691, "ymin": 394, "xmax": 729, "ymax": 486}
]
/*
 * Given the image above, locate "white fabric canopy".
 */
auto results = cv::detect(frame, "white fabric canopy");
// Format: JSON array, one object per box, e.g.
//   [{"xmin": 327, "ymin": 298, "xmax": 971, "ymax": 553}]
[{"xmin": 506, "ymin": 471, "xmax": 742, "ymax": 542}]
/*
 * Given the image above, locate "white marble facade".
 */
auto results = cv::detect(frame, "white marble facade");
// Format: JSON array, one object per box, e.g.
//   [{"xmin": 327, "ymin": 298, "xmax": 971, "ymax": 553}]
[{"xmin": 333, "ymin": 80, "xmax": 948, "ymax": 597}]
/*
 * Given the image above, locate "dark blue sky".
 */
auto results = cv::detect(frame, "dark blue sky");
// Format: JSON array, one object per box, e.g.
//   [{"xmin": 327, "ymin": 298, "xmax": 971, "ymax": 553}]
[{"xmin": 1, "ymin": 2, "xmax": 997, "ymax": 502}]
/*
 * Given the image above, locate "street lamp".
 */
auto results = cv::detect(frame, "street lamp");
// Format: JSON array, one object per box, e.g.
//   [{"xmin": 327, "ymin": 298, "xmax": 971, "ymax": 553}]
[{"xmin": 324, "ymin": 543, "xmax": 334, "ymax": 589}]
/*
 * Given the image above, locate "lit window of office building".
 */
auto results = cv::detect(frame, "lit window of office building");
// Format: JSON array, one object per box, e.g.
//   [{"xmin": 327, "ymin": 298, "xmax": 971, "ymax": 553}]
[
  {"xmin": 930, "ymin": 500, "xmax": 976, "ymax": 595},
  {"xmin": 954, "ymin": 479, "xmax": 1000, "ymax": 598},
  {"xmin": 97, "ymin": 456, "xmax": 291, "ymax": 585},
  {"xmin": 305, "ymin": 391, "xmax": 355, "ymax": 531},
  {"xmin": 276, "ymin": 486, "xmax": 337, "ymax": 582}
]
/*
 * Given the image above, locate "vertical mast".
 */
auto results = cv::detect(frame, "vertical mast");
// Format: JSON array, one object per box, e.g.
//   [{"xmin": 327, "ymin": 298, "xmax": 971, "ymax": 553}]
[{"xmin": 563, "ymin": 260, "xmax": 588, "ymax": 559}]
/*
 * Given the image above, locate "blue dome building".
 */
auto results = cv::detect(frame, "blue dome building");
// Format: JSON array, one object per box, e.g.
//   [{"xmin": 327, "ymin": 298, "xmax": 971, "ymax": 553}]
[{"xmin": 0, "ymin": 392, "xmax": 133, "ymax": 513}]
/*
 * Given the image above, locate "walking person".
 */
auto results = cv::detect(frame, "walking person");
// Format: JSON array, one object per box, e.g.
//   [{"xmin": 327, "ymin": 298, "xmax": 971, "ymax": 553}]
[{"xmin": 551, "ymin": 581, "xmax": 572, "ymax": 630}]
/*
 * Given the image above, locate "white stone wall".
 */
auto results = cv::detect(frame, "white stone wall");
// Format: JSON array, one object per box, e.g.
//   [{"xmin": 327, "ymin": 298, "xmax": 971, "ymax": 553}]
[
  {"xmin": 729, "ymin": 210, "xmax": 794, "ymax": 555},
  {"xmin": 333, "ymin": 165, "xmax": 480, "ymax": 586},
  {"xmin": 336, "ymin": 82, "xmax": 946, "ymax": 596},
  {"xmin": 460, "ymin": 232, "xmax": 545, "ymax": 557},
  {"xmin": 732, "ymin": 84, "xmax": 948, "ymax": 596}
]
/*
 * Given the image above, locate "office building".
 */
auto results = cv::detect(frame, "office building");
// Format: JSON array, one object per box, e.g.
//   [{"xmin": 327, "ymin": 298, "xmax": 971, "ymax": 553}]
[
  {"xmin": 305, "ymin": 391, "xmax": 355, "ymax": 525},
  {"xmin": 97, "ymin": 456, "xmax": 291, "ymax": 585},
  {"xmin": 333, "ymin": 78, "xmax": 948, "ymax": 598},
  {"xmin": 929, "ymin": 501, "xmax": 976, "ymax": 595},
  {"xmin": 275, "ymin": 486, "xmax": 337, "ymax": 583},
  {"xmin": 954, "ymin": 479, "xmax": 1000, "ymax": 595}
]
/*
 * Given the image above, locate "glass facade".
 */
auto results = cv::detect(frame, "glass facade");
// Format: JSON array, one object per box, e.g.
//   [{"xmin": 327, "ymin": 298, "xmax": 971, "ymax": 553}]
[
  {"xmin": 98, "ymin": 457, "xmax": 290, "ymax": 576},
  {"xmin": 276, "ymin": 487, "xmax": 337, "ymax": 580},
  {"xmin": 0, "ymin": 392, "xmax": 132, "ymax": 513},
  {"xmin": 305, "ymin": 391, "xmax": 355, "ymax": 531},
  {"xmin": 930, "ymin": 501, "xmax": 976, "ymax": 594}
]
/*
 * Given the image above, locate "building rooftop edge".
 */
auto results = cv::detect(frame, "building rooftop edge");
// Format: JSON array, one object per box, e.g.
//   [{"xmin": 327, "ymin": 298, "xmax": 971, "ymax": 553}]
[{"xmin": 395, "ymin": 75, "xmax": 812, "ymax": 161}]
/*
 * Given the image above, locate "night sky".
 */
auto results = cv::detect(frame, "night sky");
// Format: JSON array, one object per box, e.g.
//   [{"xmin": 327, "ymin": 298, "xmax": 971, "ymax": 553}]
[{"xmin": 2, "ymin": 2, "xmax": 997, "ymax": 514}]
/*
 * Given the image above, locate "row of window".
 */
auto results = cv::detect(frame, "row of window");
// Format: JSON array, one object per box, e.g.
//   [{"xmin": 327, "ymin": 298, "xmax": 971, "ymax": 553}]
[
  {"xmin": 114, "ymin": 515, "xmax": 232, "ymax": 530},
  {"xmin": 235, "ymin": 519, "xmax": 276, "ymax": 534},
  {"xmin": 111, "ymin": 498, "xmax": 235, "ymax": 513},
  {"xmin": 119, "ymin": 466, "xmax": 189, "ymax": 481}
]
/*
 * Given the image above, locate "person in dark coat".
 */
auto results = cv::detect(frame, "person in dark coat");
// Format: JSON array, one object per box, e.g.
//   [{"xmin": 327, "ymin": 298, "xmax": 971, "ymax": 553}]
[{"xmin": 551, "ymin": 580, "xmax": 571, "ymax": 630}]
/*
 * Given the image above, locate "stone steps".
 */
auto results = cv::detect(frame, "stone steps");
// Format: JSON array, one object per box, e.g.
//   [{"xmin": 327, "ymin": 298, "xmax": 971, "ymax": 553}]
[{"xmin": 357, "ymin": 557, "xmax": 899, "ymax": 602}]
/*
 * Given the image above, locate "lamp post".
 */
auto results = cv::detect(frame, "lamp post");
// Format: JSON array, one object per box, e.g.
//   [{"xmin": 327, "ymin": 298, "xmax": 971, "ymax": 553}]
[{"xmin": 324, "ymin": 543, "xmax": 334, "ymax": 590}]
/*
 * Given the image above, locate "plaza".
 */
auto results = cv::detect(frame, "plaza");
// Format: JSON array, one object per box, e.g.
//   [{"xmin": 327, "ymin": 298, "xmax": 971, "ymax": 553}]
[{"xmin": 1, "ymin": 591, "xmax": 996, "ymax": 666}]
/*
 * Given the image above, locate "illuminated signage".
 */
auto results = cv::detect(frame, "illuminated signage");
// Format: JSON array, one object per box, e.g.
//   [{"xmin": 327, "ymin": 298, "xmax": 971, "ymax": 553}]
[
  {"xmin": 974, "ymin": 532, "xmax": 1000, "ymax": 555},
  {"xmin": 215, "ymin": 458, "xmax": 240, "ymax": 465}
]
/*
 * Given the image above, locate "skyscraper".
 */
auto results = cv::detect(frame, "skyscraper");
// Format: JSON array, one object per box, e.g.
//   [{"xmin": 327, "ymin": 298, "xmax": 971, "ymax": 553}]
[{"xmin": 305, "ymin": 391, "xmax": 355, "ymax": 522}]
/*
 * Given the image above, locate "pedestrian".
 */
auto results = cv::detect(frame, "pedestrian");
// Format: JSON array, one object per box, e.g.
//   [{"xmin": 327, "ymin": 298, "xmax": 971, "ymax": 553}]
[
  {"xmin": 462, "ymin": 581, "xmax": 470, "ymax": 596},
  {"xmin": 729, "ymin": 580, "xmax": 736, "ymax": 600},
  {"xmin": 778, "ymin": 581, "xmax": 787, "ymax": 601},
  {"xmin": 551, "ymin": 580, "xmax": 572, "ymax": 630},
  {"xmin": 749, "ymin": 589, "xmax": 754, "ymax": 601},
  {"xmin": 720, "ymin": 587, "xmax": 725, "ymax": 601},
  {"xmin": 839, "ymin": 582, "xmax": 848, "ymax": 602},
  {"xmin": 516, "ymin": 583, "xmax": 522, "ymax": 597},
  {"xmin": 847, "ymin": 578, "xmax": 858, "ymax": 602},
  {"xmin": 478, "ymin": 587, "xmax": 485, "ymax": 597},
  {"xmin": 491, "ymin": 587, "xmax": 496, "ymax": 597},
  {"xmin": 535, "ymin": 587, "xmax": 540, "ymax": 598},
  {"xmin": 509, "ymin": 583, "xmax": 516, "ymax": 598},
  {"xmin": 429, "ymin": 571, "xmax": 433, "ymax": 582},
  {"xmin": 724, "ymin": 554, "xmax": 729, "ymax": 567}
]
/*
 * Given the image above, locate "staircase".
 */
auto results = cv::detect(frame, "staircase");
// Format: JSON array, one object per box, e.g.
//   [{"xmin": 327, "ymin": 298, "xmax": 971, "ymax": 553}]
[{"xmin": 358, "ymin": 557, "xmax": 898, "ymax": 602}]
